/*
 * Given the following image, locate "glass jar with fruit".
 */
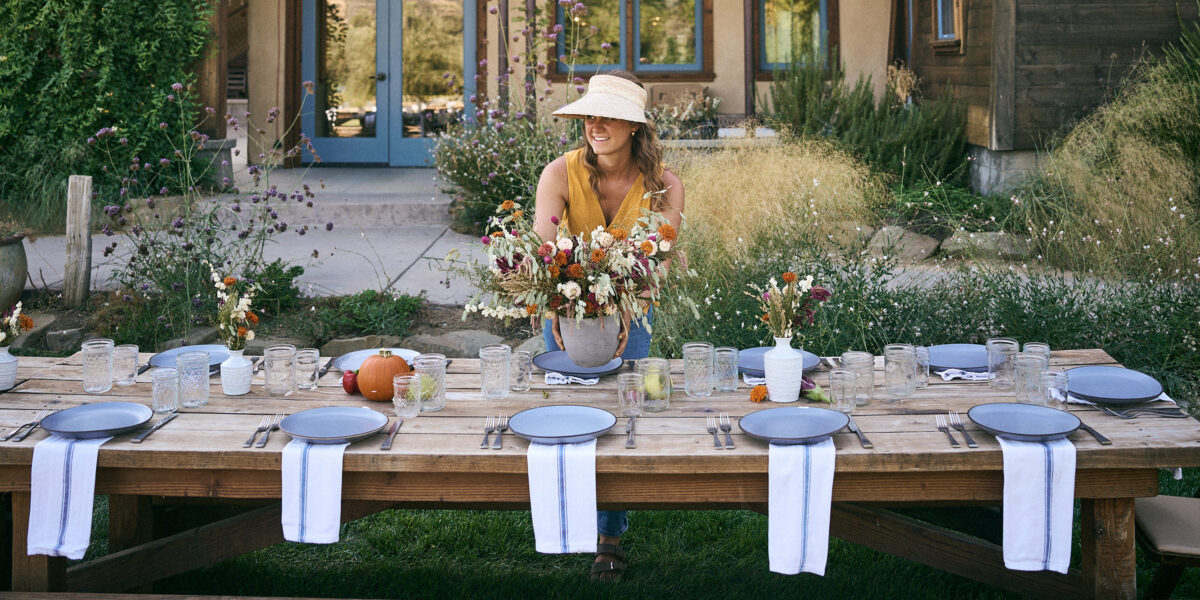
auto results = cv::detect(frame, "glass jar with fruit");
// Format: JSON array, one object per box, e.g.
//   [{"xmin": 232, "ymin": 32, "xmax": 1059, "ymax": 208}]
[{"xmin": 637, "ymin": 357, "xmax": 673, "ymax": 412}]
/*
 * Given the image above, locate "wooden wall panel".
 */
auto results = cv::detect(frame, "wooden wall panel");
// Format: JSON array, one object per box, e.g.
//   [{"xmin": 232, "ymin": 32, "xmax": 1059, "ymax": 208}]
[
  {"xmin": 1012, "ymin": 0, "xmax": 1199, "ymax": 149},
  {"xmin": 911, "ymin": 0, "xmax": 994, "ymax": 147}
]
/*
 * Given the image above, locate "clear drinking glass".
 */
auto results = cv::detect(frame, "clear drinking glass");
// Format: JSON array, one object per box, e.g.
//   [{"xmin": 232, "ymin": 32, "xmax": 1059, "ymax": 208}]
[
  {"xmin": 1014, "ymin": 352, "xmax": 1048, "ymax": 404},
  {"xmin": 113, "ymin": 344, "xmax": 139, "ymax": 386},
  {"xmin": 263, "ymin": 344, "xmax": 297, "ymax": 397},
  {"xmin": 1040, "ymin": 371, "xmax": 1069, "ymax": 406},
  {"xmin": 638, "ymin": 357, "xmax": 673, "ymax": 412},
  {"xmin": 295, "ymin": 348, "xmax": 321, "ymax": 390},
  {"xmin": 414, "ymin": 353, "xmax": 447, "ymax": 411},
  {"xmin": 151, "ymin": 368, "xmax": 180, "ymax": 414},
  {"xmin": 913, "ymin": 346, "xmax": 930, "ymax": 389},
  {"xmin": 392, "ymin": 374, "xmax": 425, "ymax": 418},
  {"xmin": 986, "ymin": 338, "xmax": 1020, "ymax": 391},
  {"xmin": 884, "ymin": 343, "xmax": 917, "ymax": 399},
  {"xmin": 714, "ymin": 347, "xmax": 739, "ymax": 392},
  {"xmin": 82, "ymin": 338, "xmax": 115, "ymax": 394},
  {"xmin": 617, "ymin": 372, "xmax": 645, "ymax": 417},
  {"xmin": 510, "ymin": 350, "xmax": 533, "ymax": 392},
  {"xmin": 479, "ymin": 344, "xmax": 512, "ymax": 400},
  {"xmin": 828, "ymin": 368, "xmax": 858, "ymax": 413},
  {"xmin": 177, "ymin": 351, "xmax": 210, "ymax": 408},
  {"xmin": 682, "ymin": 342, "xmax": 714, "ymax": 398},
  {"xmin": 1023, "ymin": 342, "xmax": 1051, "ymax": 370},
  {"xmin": 840, "ymin": 351, "xmax": 875, "ymax": 407}
]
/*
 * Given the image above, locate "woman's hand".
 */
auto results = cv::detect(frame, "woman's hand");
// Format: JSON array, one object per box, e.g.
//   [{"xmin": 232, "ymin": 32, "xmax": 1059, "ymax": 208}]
[
  {"xmin": 549, "ymin": 313, "xmax": 565, "ymax": 351},
  {"xmin": 612, "ymin": 310, "xmax": 632, "ymax": 359}
]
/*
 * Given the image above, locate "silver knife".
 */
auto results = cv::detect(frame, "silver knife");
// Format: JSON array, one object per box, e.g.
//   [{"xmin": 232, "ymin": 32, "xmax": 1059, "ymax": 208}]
[
  {"xmin": 380, "ymin": 418, "xmax": 403, "ymax": 450},
  {"xmin": 317, "ymin": 354, "xmax": 344, "ymax": 379},
  {"xmin": 625, "ymin": 416, "xmax": 637, "ymax": 449},
  {"xmin": 131, "ymin": 413, "xmax": 178, "ymax": 444},
  {"xmin": 846, "ymin": 416, "xmax": 874, "ymax": 449},
  {"xmin": 136, "ymin": 363, "xmax": 152, "ymax": 375},
  {"xmin": 1078, "ymin": 422, "xmax": 1112, "ymax": 445}
]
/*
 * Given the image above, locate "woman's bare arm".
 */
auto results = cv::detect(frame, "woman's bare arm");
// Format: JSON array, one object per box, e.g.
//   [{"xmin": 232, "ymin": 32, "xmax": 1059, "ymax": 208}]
[{"xmin": 533, "ymin": 156, "xmax": 569, "ymax": 244}]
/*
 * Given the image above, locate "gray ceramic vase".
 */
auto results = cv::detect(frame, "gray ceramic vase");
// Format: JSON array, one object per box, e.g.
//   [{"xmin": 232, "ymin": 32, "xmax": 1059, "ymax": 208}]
[{"xmin": 559, "ymin": 313, "xmax": 621, "ymax": 367}]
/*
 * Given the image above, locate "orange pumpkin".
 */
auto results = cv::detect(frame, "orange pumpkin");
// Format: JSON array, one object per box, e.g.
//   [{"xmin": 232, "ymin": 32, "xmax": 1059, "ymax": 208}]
[{"xmin": 357, "ymin": 349, "xmax": 411, "ymax": 401}]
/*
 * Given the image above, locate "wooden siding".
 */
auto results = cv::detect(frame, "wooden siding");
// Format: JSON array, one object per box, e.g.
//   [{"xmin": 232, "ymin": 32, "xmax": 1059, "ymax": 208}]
[
  {"xmin": 1012, "ymin": 1, "xmax": 1198, "ymax": 149},
  {"xmin": 911, "ymin": 0, "xmax": 994, "ymax": 147}
]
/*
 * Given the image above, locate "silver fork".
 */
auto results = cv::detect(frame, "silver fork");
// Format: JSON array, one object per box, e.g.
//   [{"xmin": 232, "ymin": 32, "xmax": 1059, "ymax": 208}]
[
  {"xmin": 936, "ymin": 414, "xmax": 960, "ymax": 448},
  {"xmin": 492, "ymin": 414, "xmax": 508, "ymax": 449},
  {"xmin": 1096, "ymin": 405, "xmax": 1189, "ymax": 419},
  {"xmin": 948, "ymin": 411, "xmax": 978, "ymax": 448},
  {"xmin": 243, "ymin": 415, "xmax": 271, "ymax": 448},
  {"xmin": 707, "ymin": 416, "xmax": 722, "ymax": 449},
  {"xmin": 4, "ymin": 409, "xmax": 49, "ymax": 442},
  {"xmin": 13, "ymin": 409, "xmax": 58, "ymax": 442},
  {"xmin": 480, "ymin": 416, "xmax": 495, "ymax": 449},
  {"xmin": 255, "ymin": 413, "xmax": 283, "ymax": 448},
  {"xmin": 719, "ymin": 413, "xmax": 735, "ymax": 450}
]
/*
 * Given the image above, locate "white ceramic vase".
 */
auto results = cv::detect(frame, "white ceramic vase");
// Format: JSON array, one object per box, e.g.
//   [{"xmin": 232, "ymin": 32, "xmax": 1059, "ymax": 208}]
[
  {"xmin": 763, "ymin": 336, "xmax": 804, "ymax": 403},
  {"xmin": 558, "ymin": 313, "xmax": 621, "ymax": 367},
  {"xmin": 220, "ymin": 348, "xmax": 253, "ymax": 396},
  {"xmin": 0, "ymin": 346, "xmax": 17, "ymax": 391}
]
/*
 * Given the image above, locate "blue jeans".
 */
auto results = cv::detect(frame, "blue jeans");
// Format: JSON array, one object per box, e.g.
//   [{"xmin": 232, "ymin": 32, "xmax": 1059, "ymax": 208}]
[{"xmin": 542, "ymin": 308, "xmax": 653, "ymax": 538}]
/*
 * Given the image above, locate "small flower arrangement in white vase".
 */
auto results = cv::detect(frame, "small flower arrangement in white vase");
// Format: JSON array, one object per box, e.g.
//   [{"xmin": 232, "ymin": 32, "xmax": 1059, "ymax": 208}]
[
  {"xmin": 746, "ymin": 272, "xmax": 831, "ymax": 402},
  {"xmin": 207, "ymin": 263, "xmax": 259, "ymax": 396},
  {"xmin": 0, "ymin": 302, "xmax": 33, "ymax": 391}
]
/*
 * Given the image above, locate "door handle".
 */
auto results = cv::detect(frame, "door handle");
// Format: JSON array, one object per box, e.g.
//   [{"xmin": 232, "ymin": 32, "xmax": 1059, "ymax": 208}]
[{"xmin": 370, "ymin": 72, "xmax": 387, "ymax": 81}]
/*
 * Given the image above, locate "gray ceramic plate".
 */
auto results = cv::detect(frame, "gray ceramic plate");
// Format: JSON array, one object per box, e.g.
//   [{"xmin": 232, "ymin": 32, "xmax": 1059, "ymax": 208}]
[
  {"xmin": 738, "ymin": 406, "xmax": 849, "ymax": 445},
  {"xmin": 508, "ymin": 405, "xmax": 617, "ymax": 444},
  {"xmin": 41, "ymin": 402, "xmax": 154, "ymax": 439},
  {"xmin": 532, "ymin": 351, "xmax": 624, "ymax": 378},
  {"xmin": 928, "ymin": 343, "xmax": 988, "ymax": 372},
  {"xmin": 149, "ymin": 344, "xmax": 228, "ymax": 368},
  {"xmin": 332, "ymin": 348, "xmax": 421, "ymax": 372},
  {"xmin": 968, "ymin": 402, "xmax": 1080, "ymax": 441},
  {"xmin": 738, "ymin": 346, "xmax": 820, "ymax": 378},
  {"xmin": 280, "ymin": 406, "xmax": 389, "ymax": 444},
  {"xmin": 1066, "ymin": 366, "xmax": 1163, "ymax": 405}
]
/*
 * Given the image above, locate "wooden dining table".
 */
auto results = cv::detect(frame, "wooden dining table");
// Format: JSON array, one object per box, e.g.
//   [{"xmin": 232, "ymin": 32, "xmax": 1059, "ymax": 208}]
[{"xmin": 0, "ymin": 348, "xmax": 1197, "ymax": 598}]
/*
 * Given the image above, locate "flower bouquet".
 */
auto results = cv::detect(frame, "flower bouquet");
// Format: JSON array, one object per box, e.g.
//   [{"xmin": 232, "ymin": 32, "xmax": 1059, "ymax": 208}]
[
  {"xmin": 206, "ymin": 263, "xmax": 260, "ymax": 395},
  {"xmin": 745, "ymin": 272, "xmax": 831, "ymax": 402},
  {"xmin": 465, "ymin": 200, "xmax": 678, "ymax": 366},
  {"xmin": 0, "ymin": 302, "xmax": 34, "ymax": 390}
]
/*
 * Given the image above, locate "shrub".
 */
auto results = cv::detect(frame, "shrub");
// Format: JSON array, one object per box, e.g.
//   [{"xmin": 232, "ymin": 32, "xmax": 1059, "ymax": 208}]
[
  {"xmin": 1009, "ymin": 12, "xmax": 1200, "ymax": 279},
  {"xmin": 0, "ymin": 0, "xmax": 214, "ymax": 232},
  {"xmin": 767, "ymin": 52, "xmax": 968, "ymax": 188}
]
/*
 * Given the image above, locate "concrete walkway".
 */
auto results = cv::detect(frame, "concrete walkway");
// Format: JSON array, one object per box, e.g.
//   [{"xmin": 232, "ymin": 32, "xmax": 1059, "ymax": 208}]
[{"xmin": 22, "ymin": 167, "xmax": 486, "ymax": 304}]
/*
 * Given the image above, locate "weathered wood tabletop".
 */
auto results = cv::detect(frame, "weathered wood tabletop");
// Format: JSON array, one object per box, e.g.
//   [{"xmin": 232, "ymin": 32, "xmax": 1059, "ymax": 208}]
[{"xmin": 0, "ymin": 349, "xmax": 1197, "ymax": 598}]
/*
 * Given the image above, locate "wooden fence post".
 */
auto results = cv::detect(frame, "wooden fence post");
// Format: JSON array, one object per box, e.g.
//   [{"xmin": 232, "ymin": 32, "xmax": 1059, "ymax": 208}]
[{"xmin": 64, "ymin": 175, "xmax": 92, "ymax": 306}]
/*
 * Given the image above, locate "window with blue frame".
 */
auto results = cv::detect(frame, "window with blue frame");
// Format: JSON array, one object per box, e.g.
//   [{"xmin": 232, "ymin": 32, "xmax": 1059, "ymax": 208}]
[
  {"xmin": 556, "ymin": 0, "xmax": 706, "ymax": 75},
  {"xmin": 759, "ymin": 0, "xmax": 827, "ymax": 71}
]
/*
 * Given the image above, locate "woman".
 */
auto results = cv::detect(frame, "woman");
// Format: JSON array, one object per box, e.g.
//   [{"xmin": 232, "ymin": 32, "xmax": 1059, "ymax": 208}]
[{"xmin": 533, "ymin": 70, "xmax": 685, "ymax": 581}]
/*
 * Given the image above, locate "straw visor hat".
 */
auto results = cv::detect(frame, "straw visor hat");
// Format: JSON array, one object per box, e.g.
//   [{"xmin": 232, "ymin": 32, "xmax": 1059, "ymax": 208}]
[{"xmin": 552, "ymin": 74, "xmax": 647, "ymax": 124}]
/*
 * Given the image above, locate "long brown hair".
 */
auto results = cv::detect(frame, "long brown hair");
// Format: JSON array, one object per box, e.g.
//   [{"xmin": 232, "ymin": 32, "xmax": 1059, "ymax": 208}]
[{"xmin": 577, "ymin": 70, "xmax": 668, "ymax": 211}]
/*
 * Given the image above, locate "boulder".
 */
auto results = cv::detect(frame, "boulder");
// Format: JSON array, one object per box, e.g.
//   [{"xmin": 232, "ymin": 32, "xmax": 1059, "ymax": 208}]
[
  {"xmin": 319, "ymin": 335, "xmax": 404, "ymax": 357},
  {"xmin": 866, "ymin": 226, "xmax": 940, "ymax": 263},
  {"xmin": 44, "ymin": 327, "xmax": 86, "ymax": 352},
  {"xmin": 941, "ymin": 231, "xmax": 1031, "ymax": 260},
  {"xmin": 9, "ymin": 311, "xmax": 55, "ymax": 352},
  {"xmin": 403, "ymin": 329, "xmax": 503, "ymax": 358},
  {"xmin": 157, "ymin": 326, "xmax": 220, "ymax": 351},
  {"xmin": 514, "ymin": 335, "xmax": 545, "ymax": 355},
  {"xmin": 244, "ymin": 335, "xmax": 309, "ymax": 356}
]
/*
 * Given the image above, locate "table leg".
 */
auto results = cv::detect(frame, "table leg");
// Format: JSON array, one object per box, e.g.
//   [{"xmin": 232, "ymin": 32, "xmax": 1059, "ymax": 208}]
[
  {"xmin": 9, "ymin": 491, "xmax": 66, "ymax": 592},
  {"xmin": 1080, "ymin": 497, "xmax": 1137, "ymax": 600}
]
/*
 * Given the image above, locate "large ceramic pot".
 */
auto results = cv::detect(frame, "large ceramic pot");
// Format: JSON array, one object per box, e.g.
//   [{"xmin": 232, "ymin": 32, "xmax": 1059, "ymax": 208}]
[
  {"xmin": 558, "ymin": 313, "xmax": 621, "ymax": 367},
  {"xmin": 763, "ymin": 336, "xmax": 804, "ymax": 403},
  {"xmin": 0, "ymin": 235, "xmax": 27, "ymax": 312}
]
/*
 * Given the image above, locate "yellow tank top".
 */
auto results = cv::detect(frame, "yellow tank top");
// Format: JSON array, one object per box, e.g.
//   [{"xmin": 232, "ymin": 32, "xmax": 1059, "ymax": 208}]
[{"xmin": 562, "ymin": 147, "xmax": 650, "ymax": 240}]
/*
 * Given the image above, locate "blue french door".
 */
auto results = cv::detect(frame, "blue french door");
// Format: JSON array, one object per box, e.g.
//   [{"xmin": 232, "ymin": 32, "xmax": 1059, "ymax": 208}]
[{"xmin": 301, "ymin": 0, "xmax": 476, "ymax": 166}]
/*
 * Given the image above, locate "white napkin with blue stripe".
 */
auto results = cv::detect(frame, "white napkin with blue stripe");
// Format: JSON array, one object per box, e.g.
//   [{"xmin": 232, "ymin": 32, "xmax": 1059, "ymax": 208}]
[
  {"xmin": 28, "ymin": 435, "xmax": 111, "ymax": 559},
  {"xmin": 936, "ymin": 369, "xmax": 990, "ymax": 382},
  {"xmin": 997, "ymin": 437, "xmax": 1076, "ymax": 572},
  {"xmin": 544, "ymin": 372, "xmax": 600, "ymax": 385},
  {"xmin": 769, "ymin": 439, "xmax": 836, "ymax": 575},
  {"xmin": 527, "ymin": 440, "xmax": 597, "ymax": 553},
  {"xmin": 281, "ymin": 440, "xmax": 349, "ymax": 544}
]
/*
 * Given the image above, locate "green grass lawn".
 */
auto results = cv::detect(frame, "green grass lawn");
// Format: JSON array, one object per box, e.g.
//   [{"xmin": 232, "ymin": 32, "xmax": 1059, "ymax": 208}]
[{"xmin": 77, "ymin": 471, "xmax": 1197, "ymax": 599}]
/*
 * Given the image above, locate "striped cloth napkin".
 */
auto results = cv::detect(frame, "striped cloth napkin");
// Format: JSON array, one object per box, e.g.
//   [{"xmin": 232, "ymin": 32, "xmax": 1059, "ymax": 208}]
[
  {"xmin": 997, "ymin": 437, "xmax": 1076, "ymax": 572},
  {"xmin": 281, "ymin": 440, "xmax": 349, "ymax": 544},
  {"xmin": 768, "ymin": 439, "xmax": 836, "ymax": 575},
  {"xmin": 527, "ymin": 440, "xmax": 597, "ymax": 554},
  {"xmin": 935, "ymin": 369, "xmax": 990, "ymax": 381},
  {"xmin": 28, "ymin": 436, "xmax": 111, "ymax": 559}
]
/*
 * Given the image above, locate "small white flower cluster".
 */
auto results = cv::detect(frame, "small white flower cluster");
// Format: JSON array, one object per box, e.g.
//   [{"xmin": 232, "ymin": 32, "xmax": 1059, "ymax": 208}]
[
  {"xmin": 464, "ymin": 303, "xmax": 527, "ymax": 319},
  {"xmin": 0, "ymin": 301, "xmax": 24, "ymax": 345}
]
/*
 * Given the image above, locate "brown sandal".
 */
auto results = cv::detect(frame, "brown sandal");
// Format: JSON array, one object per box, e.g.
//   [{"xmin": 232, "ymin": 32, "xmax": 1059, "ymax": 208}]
[{"xmin": 589, "ymin": 542, "xmax": 627, "ymax": 581}]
